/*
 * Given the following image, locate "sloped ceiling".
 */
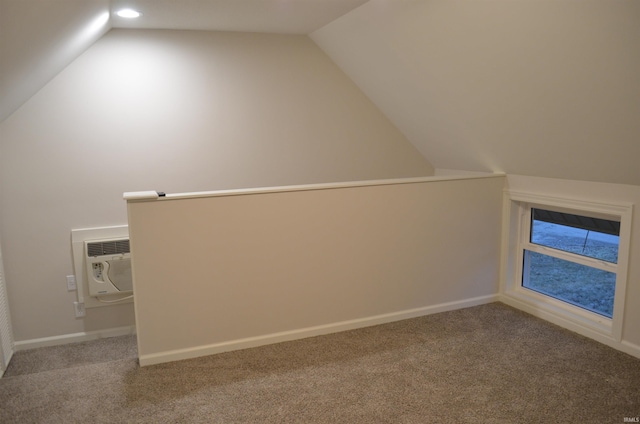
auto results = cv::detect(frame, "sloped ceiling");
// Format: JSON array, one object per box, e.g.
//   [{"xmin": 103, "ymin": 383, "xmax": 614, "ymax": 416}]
[
  {"xmin": 0, "ymin": 0, "xmax": 368, "ymax": 122},
  {"xmin": 0, "ymin": 0, "xmax": 111, "ymax": 122},
  {"xmin": 311, "ymin": 0, "xmax": 640, "ymax": 186},
  {"xmin": 2, "ymin": 0, "xmax": 639, "ymax": 186}
]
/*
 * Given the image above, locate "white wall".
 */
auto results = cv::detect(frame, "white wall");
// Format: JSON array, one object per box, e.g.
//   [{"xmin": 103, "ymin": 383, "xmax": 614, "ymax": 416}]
[
  {"xmin": 504, "ymin": 175, "xmax": 640, "ymax": 350},
  {"xmin": 0, "ymin": 29, "xmax": 433, "ymax": 343},
  {"xmin": 312, "ymin": 0, "xmax": 640, "ymax": 186},
  {"xmin": 127, "ymin": 176, "xmax": 504, "ymax": 366}
]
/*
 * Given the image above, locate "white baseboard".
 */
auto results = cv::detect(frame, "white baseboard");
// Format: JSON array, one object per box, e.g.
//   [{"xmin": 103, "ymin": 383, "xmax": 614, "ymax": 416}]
[
  {"xmin": 13, "ymin": 325, "xmax": 137, "ymax": 351},
  {"xmin": 139, "ymin": 294, "xmax": 499, "ymax": 367},
  {"xmin": 500, "ymin": 295, "xmax": 640, "ymax": 360}
]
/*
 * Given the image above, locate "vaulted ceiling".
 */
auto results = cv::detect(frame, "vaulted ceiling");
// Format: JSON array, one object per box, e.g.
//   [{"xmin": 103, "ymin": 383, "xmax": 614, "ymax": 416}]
[
  {"xmin": 0, "ymin": 0, "xmax": 368, "ymax": 122},
  {"xmin": 311, "ymin": 0, "xmax": 640, "ymax": 185},
  {"xmin": 2, "ymin": 0, "xmax": 639, "ymax": 185}
]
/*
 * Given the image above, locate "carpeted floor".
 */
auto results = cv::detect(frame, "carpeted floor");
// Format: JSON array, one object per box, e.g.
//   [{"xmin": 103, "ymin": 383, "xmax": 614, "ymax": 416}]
[
  {"xmin": 2, "ymin": 334, "xmax": 138, "ymax": 377},
  {"xmin": 1, "ymin": 303, "xmax": 639, "ymax": 423}
]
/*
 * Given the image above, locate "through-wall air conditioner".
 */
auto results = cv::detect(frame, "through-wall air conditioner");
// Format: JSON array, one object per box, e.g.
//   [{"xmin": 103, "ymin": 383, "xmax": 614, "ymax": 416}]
[{"xmin": 85, "ymin": 238, "xmax": 133, "ymax": 297}]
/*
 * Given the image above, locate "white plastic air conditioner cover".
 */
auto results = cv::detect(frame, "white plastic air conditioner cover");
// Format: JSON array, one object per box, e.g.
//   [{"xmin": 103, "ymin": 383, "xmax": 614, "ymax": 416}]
[{"xmin": 85, "ymin": 238, "xmax": 133, "ymax": 296}]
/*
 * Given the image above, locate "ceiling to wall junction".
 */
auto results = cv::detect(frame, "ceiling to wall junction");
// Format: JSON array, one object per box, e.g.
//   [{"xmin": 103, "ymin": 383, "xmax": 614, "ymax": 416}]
[
  {"xmin": 0, "ymin": 0, "xmax": 111, "ymax": 122},
  {"xmin": 311, "ymin": 0, "xmax": 640, "ymax": 186},
  {"xmin": 108, "ymin": 0, "xmax": 370, "ymax": 33},
  {"xmin": 2, "ymin": 0, "xmax": 639, "ymax": 186},
  {"xmin": 0, "ymin": 0, "xmax": 368, "ymax": 122}
]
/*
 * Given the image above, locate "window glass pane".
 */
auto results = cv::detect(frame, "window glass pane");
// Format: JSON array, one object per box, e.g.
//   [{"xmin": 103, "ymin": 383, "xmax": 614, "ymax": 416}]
[
  {"xmin": 523, "ymin": 250, "xmax": 615, "ymax": 318},
  {"xmin": 531, "ymin": 211, "xmax": 619, "ymax": 263}
]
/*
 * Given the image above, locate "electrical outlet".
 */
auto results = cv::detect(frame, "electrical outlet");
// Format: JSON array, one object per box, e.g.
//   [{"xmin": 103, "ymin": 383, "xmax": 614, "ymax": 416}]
[
  {"xmin": 73, "ymin": 301, "xmax": 85, "ymax": 318},
  {"xmin": 66, "ymin": 275, "xmax": 77, "ymax": 291}
]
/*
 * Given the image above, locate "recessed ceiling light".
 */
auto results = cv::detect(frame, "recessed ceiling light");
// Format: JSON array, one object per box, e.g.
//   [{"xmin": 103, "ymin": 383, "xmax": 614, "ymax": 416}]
[{"xmin": 116, "ymin": 8, "xmax": 141, "ymax": 18}]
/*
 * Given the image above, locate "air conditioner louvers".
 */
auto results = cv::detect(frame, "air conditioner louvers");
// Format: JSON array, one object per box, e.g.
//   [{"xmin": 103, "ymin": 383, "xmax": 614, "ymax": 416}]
[{"xmin": 86, "ymin": 239, "xmax": 130, "ymax": 257}]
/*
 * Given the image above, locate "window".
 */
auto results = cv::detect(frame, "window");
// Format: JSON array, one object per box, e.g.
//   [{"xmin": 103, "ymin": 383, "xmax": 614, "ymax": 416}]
[
  {"xmin": 502, "ymin": 192, "xmax": 632, "ymax": 340},
  {"xmin": 522, "ymin": 208, "xmax": 619, "ymax": 318}
]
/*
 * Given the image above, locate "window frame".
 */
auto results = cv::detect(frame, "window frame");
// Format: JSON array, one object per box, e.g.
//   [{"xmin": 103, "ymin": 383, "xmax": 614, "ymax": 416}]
[{"xmin": 502, "ymin": 191, "xmax": 633, "ymax": 341}]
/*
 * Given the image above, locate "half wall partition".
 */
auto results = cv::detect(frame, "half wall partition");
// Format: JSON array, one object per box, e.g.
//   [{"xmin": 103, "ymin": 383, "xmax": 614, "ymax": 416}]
[{"xmin": 125, "ymin": 175, "xmax": 505, "ymax": 366}]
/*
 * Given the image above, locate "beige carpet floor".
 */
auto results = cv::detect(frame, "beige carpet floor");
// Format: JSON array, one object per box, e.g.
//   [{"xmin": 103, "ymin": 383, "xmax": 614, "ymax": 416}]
[{"xmin": 1, "ymin": 302, "xmax": 639, "ymax": 423}]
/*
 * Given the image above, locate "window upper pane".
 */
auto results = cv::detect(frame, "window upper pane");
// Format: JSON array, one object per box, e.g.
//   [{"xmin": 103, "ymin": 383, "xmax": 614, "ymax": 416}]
[{"xmin": 530, "ymin": 208, "xmax": 620, "ymax": 263}]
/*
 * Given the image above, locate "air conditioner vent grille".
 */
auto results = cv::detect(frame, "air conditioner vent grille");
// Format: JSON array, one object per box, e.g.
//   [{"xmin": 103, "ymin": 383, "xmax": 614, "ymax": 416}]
[{"xmin": 87, "ymin": 239, "xmax": 130, "ymax": 257}]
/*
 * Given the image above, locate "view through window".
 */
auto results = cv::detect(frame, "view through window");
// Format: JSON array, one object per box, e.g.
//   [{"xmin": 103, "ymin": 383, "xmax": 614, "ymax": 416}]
[{"xmin": 522, "ymin": 208, "xmax": 620, "ymax": 318}]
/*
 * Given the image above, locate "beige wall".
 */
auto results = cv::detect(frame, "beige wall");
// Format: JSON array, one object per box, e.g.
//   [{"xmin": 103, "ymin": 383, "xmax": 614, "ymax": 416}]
[
  {"xmin": 504, "ymin": 175, "xmax": 640, "ymax": 350},
  {"xmin": 127, "ymin": 176, "xmax": 504, "ymax": 365},
  {"xmin": 312, "ymin": 0, "xmax": 640, "ymax": 186},
  {"xmin": 0, "ymin": 29, "xmax": 432, "ymax": 342}
]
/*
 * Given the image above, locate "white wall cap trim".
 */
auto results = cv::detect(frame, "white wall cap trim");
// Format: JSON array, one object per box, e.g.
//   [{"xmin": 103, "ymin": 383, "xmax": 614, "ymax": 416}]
[{"xmin": 124, "ymin": 173, "xmax": 506, "ymax": 203}]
